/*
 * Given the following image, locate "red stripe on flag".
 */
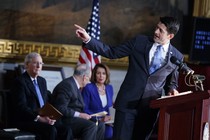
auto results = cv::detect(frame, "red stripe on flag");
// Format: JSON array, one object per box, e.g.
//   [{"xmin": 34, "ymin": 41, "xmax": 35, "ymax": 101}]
[
  {"xmin": 94, "ymin": 56, "xmax": 100, "ymax": 64},
  {"xmin": 78, "ymin": 54, "xmax": 85, "ymax": 64},
  {"xmin": 83, "ymin": 48, "xmax": 92, "ymax": 62}
]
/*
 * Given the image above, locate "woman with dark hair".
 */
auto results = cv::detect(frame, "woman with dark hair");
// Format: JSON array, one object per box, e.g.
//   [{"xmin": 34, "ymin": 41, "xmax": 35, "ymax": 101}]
[{"xmin": 82, "ymin": 63, "xmax": 114, "ymax": 140}]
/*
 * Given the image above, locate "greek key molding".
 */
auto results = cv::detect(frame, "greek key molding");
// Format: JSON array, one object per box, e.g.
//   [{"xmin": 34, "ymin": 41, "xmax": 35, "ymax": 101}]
[{"xmin": 0, "ymin": 39, "xmax": 128, "ymax": 67}]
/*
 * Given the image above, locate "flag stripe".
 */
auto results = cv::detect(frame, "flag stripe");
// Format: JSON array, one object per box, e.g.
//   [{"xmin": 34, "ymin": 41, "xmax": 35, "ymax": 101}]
[{"xmin": 78, "ymin": 0, "xmax": 101, "ymax": 69}]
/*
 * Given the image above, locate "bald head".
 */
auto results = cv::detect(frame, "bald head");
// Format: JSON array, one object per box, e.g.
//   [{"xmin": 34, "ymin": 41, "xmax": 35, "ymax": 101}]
[
  {"xmin": 73, "ymin": 64, "xmax": 91, "ymax": 88},
  {"xmin": 73, "ymin": 64, "xmax": 91, "ymax": 76}
]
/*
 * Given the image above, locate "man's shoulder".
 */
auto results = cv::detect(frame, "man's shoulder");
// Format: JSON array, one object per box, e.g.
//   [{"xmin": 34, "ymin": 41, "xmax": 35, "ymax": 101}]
[
  {"xmin": 15, "ymin": 72, "xmax": 29, "ymax": 81},
  {"xmin": 135, "ymin": 35, "xmax": 152, "ymax": 41},
  {"xmin": 63, "ymin": 77, "xmax": 73, "ymax": 83},
  {"xmin": 170, "ymin": 45, "xmax": 184, "ymax": 59},
  {"xmin": 37, "ymin": 75, "xmax": 46, "ymax": 81},
  {"xmin": 55, "ymin": 77, "xmax": 73, "ymax": 88},
  {"xmin": 134, "ymin": 35, "xmax": 154, "ymax": 46}
]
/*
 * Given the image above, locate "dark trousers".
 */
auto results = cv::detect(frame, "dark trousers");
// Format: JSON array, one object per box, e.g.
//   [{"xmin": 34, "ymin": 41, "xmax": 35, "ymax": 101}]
[
  {"xmin": 113, "ymin": 108, "xmax": 159, "ymax": 140},
  {"xmin": 15, "ymin": 121, "xmax": 73, "ymax": 140},
  {"xmin": 62, "ymin": 117, "xmax": 105, "ymax": 140}
]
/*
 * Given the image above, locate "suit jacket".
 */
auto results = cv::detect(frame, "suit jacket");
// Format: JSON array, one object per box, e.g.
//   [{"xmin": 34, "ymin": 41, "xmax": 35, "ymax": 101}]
[
  {"xmin": 51, "ymin": 77, "xmax": 105, "ymax": 140},
  {"xmin": 51, "ymin": 76, "xmax": 85, "ymax": 118},
  {"xmin": 84, "ymin": 35, "xmax": 183, "ymax": 111},
  {"xmin": 9, "ymin": 71, "xmax": 49, "ymax": 123},
  {"xmin": 81, "ymin": 83, "xmax": 114, "ymax": 115}
]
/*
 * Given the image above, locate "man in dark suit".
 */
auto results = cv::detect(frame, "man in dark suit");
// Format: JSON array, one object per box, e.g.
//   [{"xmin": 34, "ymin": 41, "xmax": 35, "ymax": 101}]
[
  {"xmin": 75, "ymin": 16, "xmax": 184, "ymax": 140},
  {"xmin": 9, "ymin": 52, "xmax": 73, "ymax": 140},
  {"xmin": 51, "ymin": 64, "xmax": 105, "ymax": 140}
]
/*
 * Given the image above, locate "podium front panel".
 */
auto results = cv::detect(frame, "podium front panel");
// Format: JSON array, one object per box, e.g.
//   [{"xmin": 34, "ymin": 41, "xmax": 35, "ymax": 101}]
[
  {"xmin": 159, "ymin": 101, "xmax": 202, "ymax": 140},
  {"xmin": 151, "ymin": 91, "xmax": 210, "ymax": 140}
]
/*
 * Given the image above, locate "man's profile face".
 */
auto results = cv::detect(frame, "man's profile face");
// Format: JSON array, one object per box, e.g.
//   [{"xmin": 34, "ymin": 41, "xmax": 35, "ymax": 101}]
[
  {"xmin": 153, "ymin": 22, "xmax": 173, "ymax": 45},
  {"xmin": 82, "ymin": 72, "xmax": 91, "ymax": 87}
]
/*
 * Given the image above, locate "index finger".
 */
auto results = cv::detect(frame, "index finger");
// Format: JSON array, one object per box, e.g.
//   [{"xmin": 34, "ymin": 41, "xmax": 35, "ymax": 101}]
[{"xmin": 74, "ymin": 24, "xmax": 83, "ymax": 29}]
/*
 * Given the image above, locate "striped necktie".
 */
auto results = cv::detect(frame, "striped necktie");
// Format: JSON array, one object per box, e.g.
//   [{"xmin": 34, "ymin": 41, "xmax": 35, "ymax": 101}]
[
  {"xmin": 149, "ymin": 45, "xmax": 164, "ymax": 74},
  {"xmin": 33, "ymin": 79, "xmax": 44, "ymax": 107}
]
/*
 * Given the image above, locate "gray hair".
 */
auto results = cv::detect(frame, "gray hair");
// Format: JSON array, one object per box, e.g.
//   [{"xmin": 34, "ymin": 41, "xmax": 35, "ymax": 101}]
[
  {"xmin": 73, "ymin": 64, "xmax": 91, "ymax": 77},
  {"xmin": 24, "ymin": 52, "xmax": 41, "ymax": 65}
]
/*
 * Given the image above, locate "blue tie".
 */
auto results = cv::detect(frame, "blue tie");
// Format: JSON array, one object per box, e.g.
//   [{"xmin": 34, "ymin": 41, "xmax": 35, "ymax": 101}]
[
  {"xmin": 33, "ymin": 80, "xmax": 44, "ymax": 107},
  {"xmin": 149, "ymin": 45, "xmax": 164, "ymax": 74}
]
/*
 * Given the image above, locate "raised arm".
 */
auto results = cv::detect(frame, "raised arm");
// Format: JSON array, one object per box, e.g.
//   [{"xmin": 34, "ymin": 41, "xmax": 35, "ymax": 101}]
[{"xmin": 74, "ymin": 24, "xmax": 91, "ymax": 42}]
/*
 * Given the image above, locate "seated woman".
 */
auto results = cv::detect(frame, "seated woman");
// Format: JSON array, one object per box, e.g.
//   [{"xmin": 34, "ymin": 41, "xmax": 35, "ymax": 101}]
[{"xmin": 82, "ymin": 63, "xmax": 114, "ymax": 140}]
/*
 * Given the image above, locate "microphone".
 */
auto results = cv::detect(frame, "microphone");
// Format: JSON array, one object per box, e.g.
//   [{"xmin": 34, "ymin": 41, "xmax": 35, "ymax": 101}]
[
  {"xmin": 192, "ymin": 74, "xmax": 206, "ymax": 81},
  {"xmin": 170, "ymin": 56, "xmax": 194, "ymax": 75}
]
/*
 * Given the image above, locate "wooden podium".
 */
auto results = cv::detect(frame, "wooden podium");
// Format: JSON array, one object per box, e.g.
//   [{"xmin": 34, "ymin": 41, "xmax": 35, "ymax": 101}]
[{"xmin": 150, "ymin": 90, "xmax": 210, "ymax": 140}]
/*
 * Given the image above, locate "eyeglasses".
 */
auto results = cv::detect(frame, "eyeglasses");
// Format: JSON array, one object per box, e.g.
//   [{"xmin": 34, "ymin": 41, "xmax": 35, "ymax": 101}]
[{"xmin": 30, "ymin": 62, "xmax": 44, "ymax": 66}]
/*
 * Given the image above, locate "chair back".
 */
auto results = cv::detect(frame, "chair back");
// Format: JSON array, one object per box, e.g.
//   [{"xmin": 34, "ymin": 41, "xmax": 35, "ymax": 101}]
[{"xmin": 0, "ymin": 90, "xmax": 10, "ymax": 129}]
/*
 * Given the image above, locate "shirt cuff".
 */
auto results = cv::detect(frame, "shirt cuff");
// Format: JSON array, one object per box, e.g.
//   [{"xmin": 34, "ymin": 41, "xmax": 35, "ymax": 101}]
[
  {"xmin": 74, "ymin": 111, "xmax": 80, "ymax": 117},
  {"xmin": 83, "ymin": 37, "xmax": 91, "ymax": 44},
  {"xmin": 34, "ymin": 115, "xmax": 40, "ymax": 122}
]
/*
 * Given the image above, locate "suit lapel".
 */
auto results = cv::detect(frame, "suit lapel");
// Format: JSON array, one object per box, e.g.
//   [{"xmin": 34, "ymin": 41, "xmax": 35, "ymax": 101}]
[
  {"xmin": 70, "ymin": 77, "xmax": 85, "ymax": 107},
  {"xmin": 161, "ymin": 44, "xmax": 173, "ymax": 68},
  {"xmin": 167, "ymin": 44, "xmax": 173, "ymax": 62},
  {"xmin": 23, "ymin": 72, "xmax": 38, "ymax": 98},
  {"xmin": 24, "ymin": 72, "xmax": 46, "ymax": 104},
  {"xmin": 77, "ymin": 88, "xmax": 85, "ymax": 106},
  {"xmin": 145, "ymin": 43, "xmax": 153, "ymax": 73}
]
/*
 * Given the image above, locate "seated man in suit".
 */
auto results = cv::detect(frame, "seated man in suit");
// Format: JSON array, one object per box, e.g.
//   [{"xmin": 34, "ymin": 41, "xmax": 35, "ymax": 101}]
[
  {"xmin": 51, "ymin": 64, "xmax": 105, "ymax": 140},
  {"xmin": 9, "ymin": 52, "xmax": 73, "ymax": 140}
]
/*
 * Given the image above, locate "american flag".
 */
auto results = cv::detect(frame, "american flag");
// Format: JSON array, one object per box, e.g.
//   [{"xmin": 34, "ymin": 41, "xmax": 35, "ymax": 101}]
[{"xmin": 78, "ymin": 0, "xmax": 101, "ymax": 69}]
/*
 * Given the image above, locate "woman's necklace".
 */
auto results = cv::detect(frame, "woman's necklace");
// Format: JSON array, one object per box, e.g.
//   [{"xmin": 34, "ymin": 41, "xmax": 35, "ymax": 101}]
[{"xmin": 96, "ymin": 84, "xmax": 106, "ymax": 95}]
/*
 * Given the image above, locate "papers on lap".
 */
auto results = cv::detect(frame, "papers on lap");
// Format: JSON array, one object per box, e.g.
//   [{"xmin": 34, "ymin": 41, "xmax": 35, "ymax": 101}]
[
  {"xmin": 38, "ymin": 103, "xmax": 63, "ymax": 120},
  {"xmin": 90, "ymin": 111, "xmax": 108, "ymax": 117},
  {"xmin": 105, "ymin": 119, "xmax": 114, "ymax": 124},
  {"xmin": 90, "ymin": 111, "xmax": 114, "ymax": 125}
]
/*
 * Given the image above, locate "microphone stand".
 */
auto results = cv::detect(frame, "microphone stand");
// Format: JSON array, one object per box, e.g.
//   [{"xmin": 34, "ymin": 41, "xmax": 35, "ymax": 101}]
[
  {"xmin": 192, "ymin": 75, "xmax": 205, "ymax": 91},
  {"xmin": 184, "ymin": 74, "xmax": 206, "ymax": 91}
]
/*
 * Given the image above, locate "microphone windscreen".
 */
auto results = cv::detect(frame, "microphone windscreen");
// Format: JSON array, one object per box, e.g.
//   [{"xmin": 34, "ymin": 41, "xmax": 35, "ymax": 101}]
[{"xmin": 170, "ymin": 56, "xmax": 180, "ymax": 65}]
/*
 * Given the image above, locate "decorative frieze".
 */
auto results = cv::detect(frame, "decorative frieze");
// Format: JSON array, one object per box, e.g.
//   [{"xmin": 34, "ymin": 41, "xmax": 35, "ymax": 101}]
[{"xmin": 0, "ymin": 39, "xmax": 128, "ymax": 67}]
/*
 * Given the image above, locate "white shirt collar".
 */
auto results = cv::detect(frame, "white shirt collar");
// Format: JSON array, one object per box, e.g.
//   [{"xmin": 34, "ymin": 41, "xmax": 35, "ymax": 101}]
[
  {"xmin": 30, "ymin": 77, "xmax": 36, "ymax": 82},
  {"xmin": 154, "ymin": 42, "xmax": 170, "ymax": 52},
  {"xmin": 73, "ymin": 76, "xmax": 80, "ymax": 89}
]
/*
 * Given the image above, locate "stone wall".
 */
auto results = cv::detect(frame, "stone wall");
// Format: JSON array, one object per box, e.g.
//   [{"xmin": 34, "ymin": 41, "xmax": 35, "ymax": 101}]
[{"xmin": 0, "ymin": 0, "xmax": 189, "ymax": 52}]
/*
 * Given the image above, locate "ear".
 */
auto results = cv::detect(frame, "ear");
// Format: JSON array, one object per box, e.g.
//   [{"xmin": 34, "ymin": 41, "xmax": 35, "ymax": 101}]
[
  {"xmin": 168, "ymin": 33, "xmax": 174, "ymax": 39},
  {"xmin": 24, "ymin": 64, "xmax": 28, "ymax": 69},
  {"xmin": 82, "ymin": 75, "xmax": 86, "ymax": 82}
]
